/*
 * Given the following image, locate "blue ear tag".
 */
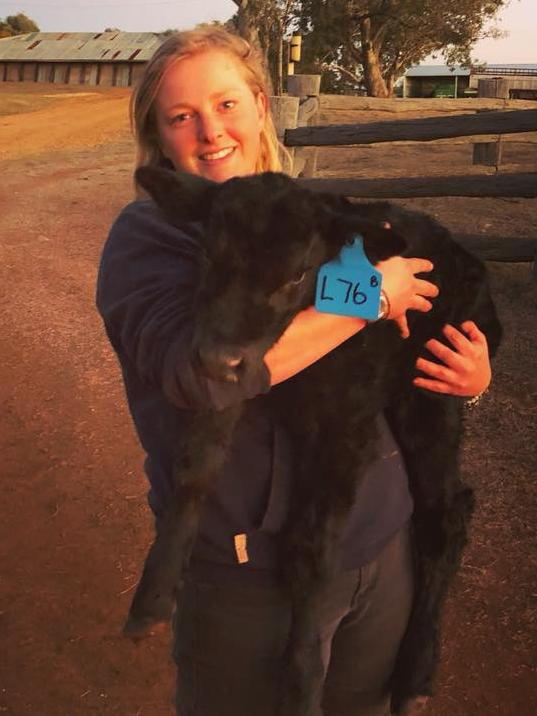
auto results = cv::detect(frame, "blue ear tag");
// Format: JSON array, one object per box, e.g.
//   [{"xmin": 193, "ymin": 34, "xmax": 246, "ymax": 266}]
[{"xmin": 315, "ymin": 235, "xmax": 382, "ymax": 320}]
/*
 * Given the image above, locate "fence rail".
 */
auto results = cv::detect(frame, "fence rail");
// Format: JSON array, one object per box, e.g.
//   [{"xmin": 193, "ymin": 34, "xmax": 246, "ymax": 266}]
[
  {"xmin": 279, "ymin": 84, "xmax": 537, "ymax": 268},
  {"xmin": 297, "ymin": 173, "xmax": 537, "ymax": 199},
  {"xmin": 318, "ymin": 96, "xmax": 537, "ymax": 113},
  {"xmin": 286, "ymin": 108, "xmax": 537, "ymax": 147},
  {"xmin": 453, "ymin": 235, "xmax": 537, "ymax": 262}
]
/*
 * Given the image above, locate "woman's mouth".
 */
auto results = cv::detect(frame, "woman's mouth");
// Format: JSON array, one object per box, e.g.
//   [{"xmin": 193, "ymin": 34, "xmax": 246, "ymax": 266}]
[{"xmin": 199, "ymin": 147, "xmax": 236, "ymax": 162}]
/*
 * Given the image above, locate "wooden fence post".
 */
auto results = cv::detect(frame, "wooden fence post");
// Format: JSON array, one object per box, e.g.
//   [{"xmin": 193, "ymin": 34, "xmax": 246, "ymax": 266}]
[
  {"xmin": 477, "ymin": 78, "xmax": 511, "ymax": 100},
  {"xmin": 286, "ymin": 74, "xmax": 321, "ymax": 177},
  {"xmin": 473, "ymin": 78, "xmax": 510, "ymax": 169},
  {"xmin": 269, "ymin": 95, "xmax": 299, "ymax": 175}
]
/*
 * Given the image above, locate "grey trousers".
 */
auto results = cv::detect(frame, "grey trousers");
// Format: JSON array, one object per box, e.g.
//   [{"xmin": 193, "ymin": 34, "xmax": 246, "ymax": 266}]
[{"xmin": 173, "ymin": 525, "xmax": 414, "ymax": 716}]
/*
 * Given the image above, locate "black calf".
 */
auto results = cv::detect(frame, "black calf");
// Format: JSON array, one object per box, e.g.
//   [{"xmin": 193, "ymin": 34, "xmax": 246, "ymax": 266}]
[{"xmin": 125, "ymin": 168, "xmax": 502, "ymax": 715}]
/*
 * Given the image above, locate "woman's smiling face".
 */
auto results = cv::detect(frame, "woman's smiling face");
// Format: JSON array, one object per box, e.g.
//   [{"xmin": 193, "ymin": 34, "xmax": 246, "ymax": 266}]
[{"xmin": 154, "ymin": 50, "xmax": 267, "ymax": 183}]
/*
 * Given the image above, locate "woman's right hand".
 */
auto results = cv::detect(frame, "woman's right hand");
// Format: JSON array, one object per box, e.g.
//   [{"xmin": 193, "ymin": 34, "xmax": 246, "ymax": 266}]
[{"xmin": 376, "ymin": 256, "xmax": 438, "ymax": 338}]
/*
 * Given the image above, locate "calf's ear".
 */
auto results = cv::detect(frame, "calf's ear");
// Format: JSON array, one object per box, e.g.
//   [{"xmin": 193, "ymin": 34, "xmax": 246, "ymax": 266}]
[
  {"xmin": 319, "ymin": 201, "xmax": 406, "ymax": 263},
  {"xmin": 342, "ymin": 214, "xmax": 407, "ymax": 263},
  {"xmin": 135, "ymin": 166, "xmax": 217, "ymax": 224}
]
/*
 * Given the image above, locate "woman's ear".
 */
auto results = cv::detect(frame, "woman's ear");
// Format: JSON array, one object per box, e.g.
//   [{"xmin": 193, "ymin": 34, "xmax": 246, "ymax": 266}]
[{"xmin": 135, "ymin": 166, "xmax": 217, "ymax": 225}]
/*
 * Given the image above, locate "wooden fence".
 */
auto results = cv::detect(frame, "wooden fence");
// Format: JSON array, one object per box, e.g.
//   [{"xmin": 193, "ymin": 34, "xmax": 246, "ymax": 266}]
[{"xmin": 270, "ymin": 76, "xmax": 537, "ymax": 267}]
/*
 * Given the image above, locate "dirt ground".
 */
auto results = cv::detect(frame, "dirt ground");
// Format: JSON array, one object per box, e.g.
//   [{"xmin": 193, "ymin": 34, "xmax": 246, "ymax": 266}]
[{"xmin": 0, "ymin": 84, "xmax": 536, "ymax": 715}]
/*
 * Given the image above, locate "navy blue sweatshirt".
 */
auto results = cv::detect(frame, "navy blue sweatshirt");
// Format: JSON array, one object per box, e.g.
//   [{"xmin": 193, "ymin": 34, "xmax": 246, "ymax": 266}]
[{"xmin": 96, "ymin": 200, "xmax": 413, "ymax": 579}]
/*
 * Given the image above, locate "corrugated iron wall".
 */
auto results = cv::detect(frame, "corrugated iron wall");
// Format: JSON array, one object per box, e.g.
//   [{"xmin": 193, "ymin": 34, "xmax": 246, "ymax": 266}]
[
  {"xmin": 67, "ymin": 63, "xmax": 83, "ymax": 85},
  {"xmin": 36, "ymin": 63, "xmax": 54, "ymax": 83},
  {"xmin": 114, "ymin": 64, "xmax": 131, "ymax": 87},
  {"xmin": 0, "ymin": 61, "xmax": 144, "ymax": 86},
  {"xmin": 97, "ymin": 63, "xmax": 114, "ymax": 87},
  {"xmin": 82, "ymin": 64, "xmax": 98, "ymax": 85},
  {"xmin": 53, "ymin": 63, "xmax": 69, "ymax": 84},
  {"xmin": 5, "ymin": 63, "xmax": 22, "ymax": 82},
  {"xmin": 130, "ymin": 64, "xmax": 145, "ymax": 86},
  {"xmin": 22, "ymin": 63, "xmax": 37, "ymax": 82}
]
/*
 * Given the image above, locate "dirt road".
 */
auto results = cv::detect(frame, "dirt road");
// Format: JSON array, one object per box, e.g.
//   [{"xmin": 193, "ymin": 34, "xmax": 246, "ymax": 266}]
[{"xmin": 1, "ymin": 84, "xmax": 536, "ymax": 715}]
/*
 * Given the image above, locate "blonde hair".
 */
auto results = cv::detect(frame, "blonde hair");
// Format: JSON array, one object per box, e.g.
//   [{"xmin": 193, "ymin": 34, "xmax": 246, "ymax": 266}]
[{"xmin": 131, "ymin": 27, "xmax": 284, "ymax": 178}]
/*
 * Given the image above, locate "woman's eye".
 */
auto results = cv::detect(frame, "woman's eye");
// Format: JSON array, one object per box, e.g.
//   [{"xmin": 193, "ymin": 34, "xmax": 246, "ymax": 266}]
[
  {"xmin": 221, "ymin": 100, "xmax": 236, "ymax": 110},
  {"xmin": 171, "ymin": 112, "xmax": 191, "ymax": 124}
]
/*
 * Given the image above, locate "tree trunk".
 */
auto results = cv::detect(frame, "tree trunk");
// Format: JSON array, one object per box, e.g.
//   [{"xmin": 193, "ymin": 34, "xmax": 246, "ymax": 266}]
[
  {"xmin": 276, "ymin": 34, "xmax": 283, "ymax": 95},
  {"xmin": 234, "ymin": 0, "xmax": 262, "ymax": 50},
  {"xmin": 359, "ymin": 17, "xmax": 389, "ymax": 98},
  {"xmin": 232, "ymin": 0, "xmax": 277, "ymax": 90}
]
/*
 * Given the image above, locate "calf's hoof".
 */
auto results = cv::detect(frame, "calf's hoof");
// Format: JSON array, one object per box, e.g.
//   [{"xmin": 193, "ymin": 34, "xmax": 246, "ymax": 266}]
[
  {"xmin": 392, "ymin": 695, "xmax": 430, "ymax": 716},
  {"xmin": 123, "ymin": 577, "xmax": 176, "ymax": 640},
  {"xmin": 122, "ymin": 613, "xmax": 169, "ymax": 641}
]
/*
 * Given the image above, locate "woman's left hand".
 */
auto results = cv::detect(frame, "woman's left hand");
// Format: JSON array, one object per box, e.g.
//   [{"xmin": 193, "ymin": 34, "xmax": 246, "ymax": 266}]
[{"xmin": 413, "ymin": 321, "xmax": 492, "ymax": 397}]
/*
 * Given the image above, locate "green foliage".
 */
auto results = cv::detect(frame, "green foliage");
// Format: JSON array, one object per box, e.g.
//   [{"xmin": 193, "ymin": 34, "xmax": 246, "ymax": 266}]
[
  {"xmin": 158, "ymin": 21, "xmax": 229, "ymax": 39},
  {"xmin": 229, "ymin": 0, "xmax": 508, "ymax": 96},
  {"xmin": 0, "ymin": 12, "xmax": 39, "ymax": 38},
  {"xmin": 193, "ymin": 20, "xmax": 230, "ymax": 31},
  {"xmin": 159, "ymin": 28, "xmax": 181, "ymax": 38},
  {"xmin": 296, "ymin": 0, "xmax": 507, "ymax": 95}
]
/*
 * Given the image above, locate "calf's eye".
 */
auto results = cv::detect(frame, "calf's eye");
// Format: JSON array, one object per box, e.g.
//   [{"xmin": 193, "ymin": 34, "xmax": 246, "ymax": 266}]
[{"xmin": 290, "ymin": 271, "xmax": 306, "ymax": 286}]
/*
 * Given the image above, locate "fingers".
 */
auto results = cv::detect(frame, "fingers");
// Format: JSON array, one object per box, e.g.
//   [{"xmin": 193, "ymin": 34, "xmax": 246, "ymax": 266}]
[
  {"xmin": 413, "ymin": 376, "xmax": 453, "ymax": 394},
  {"xmin": 441, "ymin": 324, "xmax": 474, "ymax": 354},
  {"xmin": 409, "ymin": 295, "xmax": 433, "ymax": 312},
  {"xmin": 395, "ymin": 314, "xmax": 410, "ymax": 339},
  {"xmin": 415, "ymin": 278, "xmax": 439, "ymax": 298},
  {"xmin": 438, "ymin": 323, "xmax": 489, "ymax": 362},
  {"xmin": 415, "ymin": 321, "xmax": 492, "ymax": 397},
  {"xmin": 406, "ymin": 258, "xmax": 434, "ymax": 275},
  {"xmin": 460, "ymin": 320, "xmax": 487, "ymax": 344},
  {"xmin": 376, "ymin": 256, "xmax": 437, "ymax": 327},
  {"xmin": 422, "ymin": 336, "xmax": 467, "ymax": 369},
  {"xmin": 415, "ymin": 356, "xmax": 459, "ymax": 384}
]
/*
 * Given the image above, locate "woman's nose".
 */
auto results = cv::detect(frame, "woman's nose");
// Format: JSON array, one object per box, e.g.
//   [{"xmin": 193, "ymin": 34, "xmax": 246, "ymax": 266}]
[{"xmin": 197, "ymin": 113, "xmax": 224, "ymax": 143}]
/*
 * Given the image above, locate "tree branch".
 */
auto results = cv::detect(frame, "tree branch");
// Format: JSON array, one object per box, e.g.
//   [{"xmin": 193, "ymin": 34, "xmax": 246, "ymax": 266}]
[{"xmin": 321, "ymin": 62, "xmax": 362, "ymax": 84}]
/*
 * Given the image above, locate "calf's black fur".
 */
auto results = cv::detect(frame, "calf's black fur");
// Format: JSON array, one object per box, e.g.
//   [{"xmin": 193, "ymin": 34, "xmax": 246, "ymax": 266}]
[{"xmin": 124, "ymin": 168, "xmax": 502, "ymax": 716}]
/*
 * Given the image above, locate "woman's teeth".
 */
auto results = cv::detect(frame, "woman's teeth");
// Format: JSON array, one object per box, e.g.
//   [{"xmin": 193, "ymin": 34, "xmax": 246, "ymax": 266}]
[{"xmin": 200, "ymin": 147, "xmax": 235, "ymax": 161}]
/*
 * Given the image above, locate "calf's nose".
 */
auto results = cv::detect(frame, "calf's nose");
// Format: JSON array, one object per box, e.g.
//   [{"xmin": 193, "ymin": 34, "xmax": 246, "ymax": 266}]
[
  {"xmin": 226, "ymin": 356, "xmax": 243, "ymax": 368},
  {"xmin": 198, "ymin": 345, "xmax": 244, "ymax": 383}
]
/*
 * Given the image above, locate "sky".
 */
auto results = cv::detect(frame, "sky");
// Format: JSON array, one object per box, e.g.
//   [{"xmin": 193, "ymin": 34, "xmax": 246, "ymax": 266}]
[{"xmin": 0, "ymin": 0, "xmax": 536, "ymax": 64}]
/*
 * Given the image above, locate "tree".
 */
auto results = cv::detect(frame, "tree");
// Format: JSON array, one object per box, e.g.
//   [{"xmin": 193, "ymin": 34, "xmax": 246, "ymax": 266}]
[
  {"xmin": 229, "ymin": 0, "xmax": 300, "ymax": 95},
  {"xmin": 0, "ymin": 12, "xmax": 39, "ymax": 38},
  {"xmin": 159, "ymin": 27, "xmax": 181, "ymax": 38},
  {"xmin": 298, "ymin": 0, "xmax": 508, "ymax": 96},
  {"xmin": 158, "ymin": 20, "xmax": 230, "ymax": 39},
  {"xmin": 229, "ymin": 0, "xmax": 263, "ymax": 50}
]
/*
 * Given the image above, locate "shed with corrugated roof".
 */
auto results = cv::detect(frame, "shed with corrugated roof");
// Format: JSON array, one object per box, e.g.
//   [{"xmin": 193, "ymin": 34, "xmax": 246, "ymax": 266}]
[
  {"xmin": 402, "ymin": 66, "xmax": 471, "ymax": 98},
  {"xmin": 0, "ymin": 31, "xmax": 163, "ymax": 87},
  {"xmin": 403, "ymin": 64, "xmax": 537, "ymax": 99}
]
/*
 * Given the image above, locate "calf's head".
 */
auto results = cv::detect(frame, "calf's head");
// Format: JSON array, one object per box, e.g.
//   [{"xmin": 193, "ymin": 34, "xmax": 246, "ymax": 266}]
[{"xmin": 137, "ymin": 167, "xmax": 405, "ymax": 383}]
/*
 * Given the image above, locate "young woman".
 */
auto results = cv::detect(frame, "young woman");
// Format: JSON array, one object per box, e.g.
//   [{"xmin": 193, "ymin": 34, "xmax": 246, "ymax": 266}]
[{"xmin": 97, "ymin": 28, "xmax": 491, "ymax": 716}]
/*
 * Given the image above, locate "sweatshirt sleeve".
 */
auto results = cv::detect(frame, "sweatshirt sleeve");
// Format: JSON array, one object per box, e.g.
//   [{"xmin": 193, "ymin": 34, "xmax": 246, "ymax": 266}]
[{"xmin": 96, "ymin": 200, "xmax": 271, "ymax": 411}]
